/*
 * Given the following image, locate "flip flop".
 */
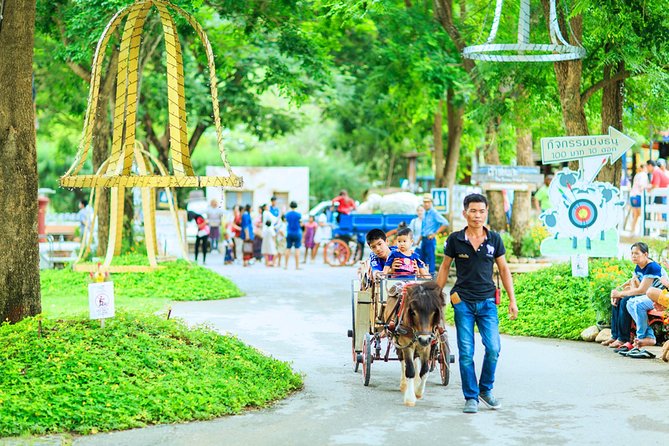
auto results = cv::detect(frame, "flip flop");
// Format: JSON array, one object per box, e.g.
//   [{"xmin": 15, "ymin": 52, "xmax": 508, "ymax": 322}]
[
  {"xmin": 619, "ymin": 347, "xmax": 640, "ymax": 357},
  {"xmin": 627, "ymin": 349, "xmax": 656, "ymax": 359},
  {"xmin": 614, "ymin": 342, "xmax": 634, "ymax": 353}
]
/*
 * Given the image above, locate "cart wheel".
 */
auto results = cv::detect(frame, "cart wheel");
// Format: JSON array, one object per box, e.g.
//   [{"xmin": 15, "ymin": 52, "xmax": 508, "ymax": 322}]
[
  {"xmin": 428, "ymin": 343, "xmax": 437, "ymax": 373},
  {"xmin": 324, "ymin": 239, "xmax": 351, "ymax": 266},
  {"xmin": 350, "ymin": 287, "xmax": 358, "ymax": 372},
  {"xmin": 438, "ymin": 338, "xmax": 450, "ymax": 386},
  {"xmin": 362, "ymin": 333, "xmax": 372, "ymax": 386}
]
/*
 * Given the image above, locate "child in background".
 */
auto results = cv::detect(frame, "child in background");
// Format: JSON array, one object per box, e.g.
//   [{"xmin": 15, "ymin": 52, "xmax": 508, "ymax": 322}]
[
  {"xmin": 223, "ymin": 231, "xmax": 234, "ymax": 264},
  {"xmin": 382, "ymin": 227, "xmax": 429, "ymax": 278},
  {"xmin": 303, "ymin": 215, "xmax": 318, "ymax": 263},
  {"xmin": 275, "ymin": 215, "xmax": 287, "ymax": 268},
  {"xmin": 261, "ymin": 219, "xmax": 277, "ymax": 267}
]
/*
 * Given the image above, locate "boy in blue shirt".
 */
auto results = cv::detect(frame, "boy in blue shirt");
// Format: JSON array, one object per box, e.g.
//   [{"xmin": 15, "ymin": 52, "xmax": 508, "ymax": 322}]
[{"xmin": 382, "ymin": 228, "xmax": 429, "ymax": 278}]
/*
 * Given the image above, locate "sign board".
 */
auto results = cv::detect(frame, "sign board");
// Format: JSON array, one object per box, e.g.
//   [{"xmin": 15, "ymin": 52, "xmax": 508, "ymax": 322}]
[
  {"xmin": 571, "ymin": 255, "xmax": 589, "ymax": 277},
  {"xmin": 88, "ymin": 282, "xmax": 115, "ymax": 320},
  {"xmin": 472, "ymin": 165, "xmax": 544, "ymax": 191},
  {"xmin": 431, "ymin": 188, "xmax": 449, "ymax": 213},
  {"xmin": 155, "ymin": 210, "xmax": 188, "ymax": 258},
  {"xmin": 540, "ymin": 127, "xmax": 634, "ymax": 165}
]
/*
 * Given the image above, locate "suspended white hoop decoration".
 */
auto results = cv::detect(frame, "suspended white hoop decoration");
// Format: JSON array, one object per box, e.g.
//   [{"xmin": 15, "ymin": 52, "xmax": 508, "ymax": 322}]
[{"xmin": 463, "ymin": 0, "xmax": 586, "ymax": 62}]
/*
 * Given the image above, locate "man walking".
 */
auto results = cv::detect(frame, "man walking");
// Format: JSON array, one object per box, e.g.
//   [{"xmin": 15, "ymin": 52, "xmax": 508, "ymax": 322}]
[
  {"xmin": 420, "ymin": 193, "xmax": 448, "ymax": 275},
  {"xmin": 436, "ymin": 193, "xmax": 518, "ymax": 414}
]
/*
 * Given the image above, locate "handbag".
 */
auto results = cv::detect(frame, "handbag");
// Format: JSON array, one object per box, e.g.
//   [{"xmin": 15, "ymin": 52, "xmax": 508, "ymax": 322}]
[{"xmin": 242, "ymin": 239, "xmax": 254, "ymax": 254}]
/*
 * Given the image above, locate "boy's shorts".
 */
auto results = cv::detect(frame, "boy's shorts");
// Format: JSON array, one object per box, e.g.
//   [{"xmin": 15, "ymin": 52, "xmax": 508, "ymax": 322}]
[{"xmin": 286, "ymin": 233, "xmax": 302, "ymax": 249}]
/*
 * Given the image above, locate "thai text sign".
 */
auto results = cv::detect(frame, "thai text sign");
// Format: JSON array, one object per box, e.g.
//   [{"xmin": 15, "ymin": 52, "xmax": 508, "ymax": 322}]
[
  {"xmin": 472, "ymin": 165, "xmax": 544, "ymax": 184},
  {"xmin": 541, "ymin": 127, "xmax": 634, "ymax": 165}
]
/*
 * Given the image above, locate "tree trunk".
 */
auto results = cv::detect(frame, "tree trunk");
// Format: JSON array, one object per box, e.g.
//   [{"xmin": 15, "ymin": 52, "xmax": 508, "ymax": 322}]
[
  {"xmin": 92, "ymin": 92, "xmax": 113, "ymax": 256},
  {"xmin": 598, "ymin": 61, "xmax": 625, "ymax": 187},
  {"xmin": 432, "ymin": 99, "xmax": 445, "ymax": 187},
  {"xmin": 444, "ymin": 88, "xmax": 463, "ymax": 223},
  {"xmin": 540, "ymin": 0, "xmax": 588, "ymax": 138},
  {"xmin": 0, "ymin": 0, "xmax": 42, "ymax": 322},
  {"xmin": 483, "ymin": 119, "xmax": 506, "ymax": 231},
  {"xmin": 91, "ymin": 51, "xmax": 119, "ymax": 256},
  {"xmin": 511, "ymin": 127, "xmax": 533, "ymax": 255}
]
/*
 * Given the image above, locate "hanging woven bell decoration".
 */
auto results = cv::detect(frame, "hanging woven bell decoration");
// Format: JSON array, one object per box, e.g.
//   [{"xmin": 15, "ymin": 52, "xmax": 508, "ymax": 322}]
[{"xmin": 462, "ymin": 0, "xmax": 586, "ymax": 62}]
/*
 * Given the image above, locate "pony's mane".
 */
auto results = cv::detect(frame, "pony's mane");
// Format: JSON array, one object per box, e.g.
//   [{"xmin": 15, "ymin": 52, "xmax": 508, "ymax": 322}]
[{"xmin": 404, "ymin": 281, "xmax": 445, "ymax": 323}]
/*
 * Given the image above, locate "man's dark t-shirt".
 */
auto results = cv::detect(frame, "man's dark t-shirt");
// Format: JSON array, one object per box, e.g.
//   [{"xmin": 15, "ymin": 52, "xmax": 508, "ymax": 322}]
[{"xmin": 443, "ymin": 227, "xmax": 505, "ymax": 302}]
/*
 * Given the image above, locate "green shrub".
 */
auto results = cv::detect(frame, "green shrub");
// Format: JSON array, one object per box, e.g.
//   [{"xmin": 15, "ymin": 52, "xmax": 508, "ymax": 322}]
[
  {"xmin": 0, "ymin": 313, "xmax": 302, "ymax": 437},
  {"xmin": 444, "ymin": 258, "xmax": 634, "ymax": 340},
  {"xmin": 40, "ymin": 257, "xmax": 243, "ymax": 318},
  {"xmin": 519, "ymin": 224, "xmax": 549, "ymax": 258}
]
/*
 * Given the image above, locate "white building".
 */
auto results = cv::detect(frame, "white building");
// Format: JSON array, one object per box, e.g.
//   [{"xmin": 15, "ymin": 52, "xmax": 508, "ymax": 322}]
[{"xmin": 205, "ymin": 166, "xmax": 310, "ymax": 215}]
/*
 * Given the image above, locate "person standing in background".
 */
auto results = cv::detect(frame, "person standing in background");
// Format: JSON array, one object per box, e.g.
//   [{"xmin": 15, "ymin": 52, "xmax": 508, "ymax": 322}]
[
  {"xmin": 420, "ymin": 194, "xmax": 449, "ymax": 275},
  {"xmin": 533, "ymin": 174, "xmax": 553, "ymax": 212},
  {"xmin": 77, "ymin": 199, "xmax": 93, "ymax": 242},
  {"xmin": 284, "ymin": 201, "xmax": 302, "ymax": 270},
  {"xmin": 332, "ymin": 190, "xmax": 356, "ymax": 222},
  {"xmin": 629, "ymin": 166, "xmax": 649, "ymax": 235},
  {"xmin": 231, "ymin": 205, "xmax": 243, "ymax": 263},
  {"xmin": 303, "ymin": 215, "xmax": 318, "ymax": 263},
  {"xmin": 409, "ymin": 205, "xmax": 425, "ymax": 260},
  {"xmin": 206, "ymin": 199, "xmax": 224, "ymax": 252},
  {"xmin": 241, "ymin": 205, "xmax": 254, "ymax": 267},
  {"xmin": 269, "ymin": 196, "xmax": 280, "ymax": 218}
]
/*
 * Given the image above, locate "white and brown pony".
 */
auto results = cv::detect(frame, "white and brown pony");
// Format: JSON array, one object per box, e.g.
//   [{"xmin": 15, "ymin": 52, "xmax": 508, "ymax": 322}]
[{"xmin": 386, "ymin": 281, "xmax": 444, "ymax": 406}]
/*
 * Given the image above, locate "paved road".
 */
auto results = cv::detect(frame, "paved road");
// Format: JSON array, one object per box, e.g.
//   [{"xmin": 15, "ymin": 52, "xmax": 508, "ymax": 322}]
[{"xmin": 44, "ymin": 257, "xmax": 669, "ymax": 445}]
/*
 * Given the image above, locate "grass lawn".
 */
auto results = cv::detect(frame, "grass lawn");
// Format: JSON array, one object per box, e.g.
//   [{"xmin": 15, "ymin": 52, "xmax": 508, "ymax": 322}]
[
  {"xmin": 0, "ymin": 314, "xmax": 302, "ymax": 437},
  {"xmin": 0, "ymin": 258, "xmax": 303, "ymax": 437},
  {"xmin": 40, "ymin": 257, "xmax": 243, "ymax": 318}
]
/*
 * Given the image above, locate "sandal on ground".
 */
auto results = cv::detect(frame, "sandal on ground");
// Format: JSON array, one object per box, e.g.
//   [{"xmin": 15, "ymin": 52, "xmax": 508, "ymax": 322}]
[
  {"xmin": 627, "ymin": 349, "xmax": 656, "ymax": 359},
  {"xmin": 619, "ymin": 347, "xmax": 640, "ymax": 357},
  {"xmin": 601, "ymin": 338, "xmax": 616, "ymax": 346},
  {"xmin": 608, "ymin": 340, "xmax": 624, "ymax": 348},
  {"xmin": 613, "ymin": 342, "xmax": 633, "ymax": 353}
]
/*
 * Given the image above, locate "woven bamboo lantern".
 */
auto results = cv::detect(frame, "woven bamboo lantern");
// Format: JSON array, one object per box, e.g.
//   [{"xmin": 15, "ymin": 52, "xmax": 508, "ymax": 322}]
[{"xmin": 61, "ymin": 0, "xmax": 242, "ymax": 271}]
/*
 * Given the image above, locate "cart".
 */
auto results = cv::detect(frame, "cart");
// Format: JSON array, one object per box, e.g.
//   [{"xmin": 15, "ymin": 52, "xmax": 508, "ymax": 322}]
[
  {"xmin": 347, "ymin": 271, "xmax": 455, "ymax": 386},
  {"xmin": 324, "ymin": 213, "xmax": 415, "ymax": 267}
]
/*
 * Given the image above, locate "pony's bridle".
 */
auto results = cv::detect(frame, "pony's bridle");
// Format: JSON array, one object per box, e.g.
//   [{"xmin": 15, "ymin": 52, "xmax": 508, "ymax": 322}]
[{"xmin": 387, "ymin": 286, "xmax": 437, "ymax": 350}]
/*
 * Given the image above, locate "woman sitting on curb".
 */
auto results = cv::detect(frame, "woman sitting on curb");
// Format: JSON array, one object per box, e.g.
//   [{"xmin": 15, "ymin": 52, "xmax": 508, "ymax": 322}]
[{"xmin": 603, "ymin": 242, "xmax": 664, "ymax": 356}]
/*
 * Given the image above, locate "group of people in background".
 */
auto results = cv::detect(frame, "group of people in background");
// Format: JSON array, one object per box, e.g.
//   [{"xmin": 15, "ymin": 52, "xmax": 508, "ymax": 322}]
[
  {"xmin": 195, "ymin": 196, "xmax": 333, "ymax": 269},
  {"xmin": 627, "ymin": 158, "xmax": 669, "ymax": 235}
]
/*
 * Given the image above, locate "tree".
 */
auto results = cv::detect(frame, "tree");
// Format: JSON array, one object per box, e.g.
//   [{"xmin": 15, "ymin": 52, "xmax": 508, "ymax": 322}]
[
  {"xmin": 324, "ymin": 1, "xmax": 463, "ymax": 187},
  {"xmin": 0, "ymin": 0, "xmax": 42, "ymax": 322}
]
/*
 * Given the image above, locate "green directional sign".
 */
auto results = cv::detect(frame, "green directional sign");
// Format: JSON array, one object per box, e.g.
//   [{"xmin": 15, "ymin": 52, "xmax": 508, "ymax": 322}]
[{"xmin": 540, "ymin": 127, "xmax": 635, "ymax": 165}]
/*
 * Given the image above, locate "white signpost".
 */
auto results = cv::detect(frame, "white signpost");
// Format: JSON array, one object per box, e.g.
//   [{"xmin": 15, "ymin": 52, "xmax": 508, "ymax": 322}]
[
  {"xmin": 431, "ymin": 188, "xmax": 449, "ymax": 213},
  {"xmin": 539, "ymin": 127, "xmax": 634, "ymax": 274},
  {"xmin": 541, "ymin": 127, "xmax": 635, "ymax": 178},
  {"xmin": 89, "ymin": 281, "xmax": 115, "ymax": 323}
]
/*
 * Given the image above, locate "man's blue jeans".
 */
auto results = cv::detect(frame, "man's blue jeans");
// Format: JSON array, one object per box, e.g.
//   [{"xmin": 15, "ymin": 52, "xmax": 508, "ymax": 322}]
[
  {"xmin": 453, "ymin": 298, "xmax": 501, "ymax": 400},
  {"xmin": 626, "ymin": 296, "xmax": 656, "ymax": 340},
  {"xmin": 420, "ymin": 237, "xmax": 436, "ymax": 275}
]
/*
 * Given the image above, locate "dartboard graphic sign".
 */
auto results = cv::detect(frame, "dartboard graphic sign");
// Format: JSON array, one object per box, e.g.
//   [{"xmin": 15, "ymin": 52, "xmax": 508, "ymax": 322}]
[
  {"xmin": 568, "ymin": 199, "xmax": 598, "ymax": 229},
  {"xmin": 538, "ymin": 169, "xmax": 624, "ymax": 257}
]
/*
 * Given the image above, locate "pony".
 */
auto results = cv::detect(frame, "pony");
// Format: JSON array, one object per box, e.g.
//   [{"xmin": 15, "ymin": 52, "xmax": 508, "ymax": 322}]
[{"xmin": 385, "ymin": 281, "xmax": 444, "ymax": 406}]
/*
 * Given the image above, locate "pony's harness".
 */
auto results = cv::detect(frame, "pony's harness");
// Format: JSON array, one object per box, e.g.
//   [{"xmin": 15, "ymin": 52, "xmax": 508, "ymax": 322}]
[{"xmin": 386, "ymin": 284, "xmax": 436, "ymax": 350}]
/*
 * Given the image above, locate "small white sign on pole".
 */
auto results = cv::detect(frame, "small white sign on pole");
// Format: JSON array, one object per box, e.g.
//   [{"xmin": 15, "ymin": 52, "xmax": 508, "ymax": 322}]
[
  {"xmin": 571, "ymin": 255, "xmax": 589, "ymax": 277},
  {"xmin": 88, "ymin": 282, "xmax": 115, "ymax": 320}
]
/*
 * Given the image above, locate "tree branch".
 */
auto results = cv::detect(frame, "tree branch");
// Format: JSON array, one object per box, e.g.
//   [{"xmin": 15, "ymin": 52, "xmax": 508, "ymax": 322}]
[
  {"xmin": 188, "ymin": 122, "xmax": 209, "ymax": 156},
  {"xmin": 581, "ymin": 69, "xmax": 633, "ymax": 105},
  {"xmin": 54, "ymin": 15, "xmax": 91, "ymax": 84}
]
